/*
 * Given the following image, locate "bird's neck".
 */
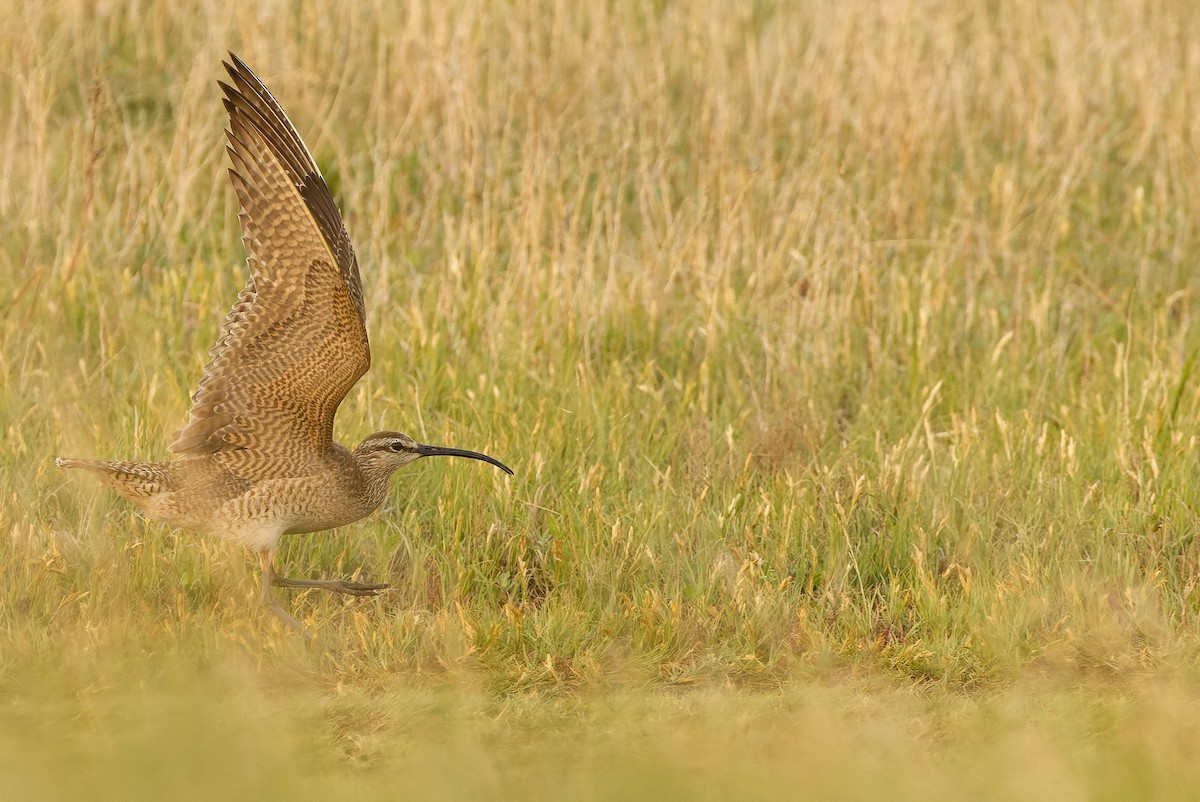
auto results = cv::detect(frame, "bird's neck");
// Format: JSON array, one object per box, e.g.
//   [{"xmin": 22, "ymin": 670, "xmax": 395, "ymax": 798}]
[{"xmin": 349, "ymin": 452, "xmax": 399, "ymax": 512}]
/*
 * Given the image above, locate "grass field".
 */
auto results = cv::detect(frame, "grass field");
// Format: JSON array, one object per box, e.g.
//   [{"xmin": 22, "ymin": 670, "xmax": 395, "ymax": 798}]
[{"xmin": 4, "ymin": 0, "xmax": 1200, "ymax": 798}]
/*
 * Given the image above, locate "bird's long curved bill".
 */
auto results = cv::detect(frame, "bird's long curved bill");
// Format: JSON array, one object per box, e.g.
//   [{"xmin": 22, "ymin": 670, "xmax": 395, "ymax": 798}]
[{"xmin": 417, "ymin": 443, "xmax": 514, "ymax": 475}]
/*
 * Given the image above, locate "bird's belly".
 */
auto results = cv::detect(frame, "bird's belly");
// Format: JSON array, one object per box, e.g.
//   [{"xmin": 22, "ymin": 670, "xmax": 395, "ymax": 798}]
[{"xmin": 212, "ymin": 475, "xmax": 377, "ymax": 544}]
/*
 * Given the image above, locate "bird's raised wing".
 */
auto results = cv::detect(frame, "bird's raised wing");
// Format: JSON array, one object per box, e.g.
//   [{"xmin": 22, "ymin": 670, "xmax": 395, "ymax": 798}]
[{"xmin": 170, "ymin": 53, "xmax": 370, "ymax": 460}]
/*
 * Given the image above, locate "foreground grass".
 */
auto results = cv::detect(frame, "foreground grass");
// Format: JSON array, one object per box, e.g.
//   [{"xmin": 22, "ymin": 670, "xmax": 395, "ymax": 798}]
[
  {"xmin": 6, "ymin": 652, "xmax": 1200, "ymax": 801},
  {"xmin": 4, "ymin": 0, "xmax": 1200, "ymax": 797}
]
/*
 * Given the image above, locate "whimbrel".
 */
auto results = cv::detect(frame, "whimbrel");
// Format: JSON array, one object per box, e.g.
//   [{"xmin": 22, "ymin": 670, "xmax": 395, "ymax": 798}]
[{"xmin": 57, "ymin": 54, "xmax": 513, "ymax": 635}]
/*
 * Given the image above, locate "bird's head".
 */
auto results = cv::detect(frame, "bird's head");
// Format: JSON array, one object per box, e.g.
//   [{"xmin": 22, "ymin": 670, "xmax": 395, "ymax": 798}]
[{"xmin": 354, "ymin": 431, "xmax": 514, "ymax": 476}]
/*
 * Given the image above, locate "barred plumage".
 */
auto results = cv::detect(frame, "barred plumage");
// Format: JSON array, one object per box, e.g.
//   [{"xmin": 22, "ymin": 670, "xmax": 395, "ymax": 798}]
[{"xmin": 59, "ymin": 54, "xmax": 513, "ymax": 638}]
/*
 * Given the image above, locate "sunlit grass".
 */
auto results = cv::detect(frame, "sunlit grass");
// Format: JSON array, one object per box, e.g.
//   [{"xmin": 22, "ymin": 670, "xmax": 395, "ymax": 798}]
[{"xmin": 4, "ymin": 0, "xmax": 1200, "ymax": 797}]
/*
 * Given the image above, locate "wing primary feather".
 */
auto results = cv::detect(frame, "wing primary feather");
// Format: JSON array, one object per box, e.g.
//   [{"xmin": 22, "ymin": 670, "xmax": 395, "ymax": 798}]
[{"xmin": 169, "ymin": 55, "xmax": 371, "ymax": 458}]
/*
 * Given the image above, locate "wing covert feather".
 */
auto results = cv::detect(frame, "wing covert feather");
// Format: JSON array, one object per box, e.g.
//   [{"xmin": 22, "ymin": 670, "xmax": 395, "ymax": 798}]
[{"xmin": 170, "ymin": 54, "xmax": 370, "ymax": 461}]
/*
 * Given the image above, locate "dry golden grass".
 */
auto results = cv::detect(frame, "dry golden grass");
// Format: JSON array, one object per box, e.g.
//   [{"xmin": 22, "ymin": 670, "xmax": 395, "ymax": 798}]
[{"xmin": 4, "ymin": 0, "xmax": 1200, "ymax": 797}]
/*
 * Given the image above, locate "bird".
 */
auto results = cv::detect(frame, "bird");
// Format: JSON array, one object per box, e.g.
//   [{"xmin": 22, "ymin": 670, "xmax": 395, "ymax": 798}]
[{"xmin": 57, "ymin": 53, "xmax": 513, "ymax": 636}]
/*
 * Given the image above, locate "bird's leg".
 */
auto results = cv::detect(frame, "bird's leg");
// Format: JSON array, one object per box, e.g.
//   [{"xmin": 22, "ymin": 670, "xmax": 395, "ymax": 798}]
[
  {"xmin": 271, "ymin": 574, "xmax": 389, "ymax": 597},
  {"xmin": 258, "ymin": 549, "xmax": 311, "ymax": 638}
]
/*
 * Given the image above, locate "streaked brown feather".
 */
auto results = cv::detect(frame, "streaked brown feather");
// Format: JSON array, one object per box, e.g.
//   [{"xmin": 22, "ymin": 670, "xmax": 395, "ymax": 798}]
[
  {"xmin": 170, "ymin": 54, "xmax": 370, "ymax": 461},
  {"xmin": 57, "ymin": 54, "xmax": 514, "ymax": 638}
]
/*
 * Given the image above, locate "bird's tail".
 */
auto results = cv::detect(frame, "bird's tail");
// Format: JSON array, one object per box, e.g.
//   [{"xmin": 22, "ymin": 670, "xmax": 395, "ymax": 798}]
[
  {"xmin": 56, "ymin": 457, "xmax": 173, "ymax": 501},
  {"xmin": 56, "ymin": 457, "xmax": 105, "ymax": 472}
]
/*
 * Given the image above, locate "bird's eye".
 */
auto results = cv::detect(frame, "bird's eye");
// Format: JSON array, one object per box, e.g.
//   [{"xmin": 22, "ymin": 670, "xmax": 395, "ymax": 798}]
[{"xmin": 390, "ymin": 442, "xmax": 404, "ymax": 452}]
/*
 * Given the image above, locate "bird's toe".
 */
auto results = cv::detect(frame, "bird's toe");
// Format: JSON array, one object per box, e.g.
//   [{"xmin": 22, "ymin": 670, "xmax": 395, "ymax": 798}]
[{"xmin": 337, "ymin": 580, "xmax": 389, "ymax": 596}]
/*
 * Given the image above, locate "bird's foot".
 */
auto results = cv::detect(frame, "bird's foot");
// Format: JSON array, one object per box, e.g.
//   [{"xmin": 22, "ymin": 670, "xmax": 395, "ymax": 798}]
[
  {"xmin": 263, "ymin": 596, "xmax": 315, "ymax": 641},
  {"xmin": 273, "ymin": 576, "xmax": 389, "ymax": 597},
  {"xmin": 323, "ymin": 578, "xmax": 390, "ymax": 597}
]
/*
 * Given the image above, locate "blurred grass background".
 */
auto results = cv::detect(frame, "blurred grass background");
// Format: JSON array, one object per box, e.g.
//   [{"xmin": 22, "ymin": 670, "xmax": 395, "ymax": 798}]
[{"xmin": 4, "ymin": 0, "xmax": 1200, "ymax": 798}]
